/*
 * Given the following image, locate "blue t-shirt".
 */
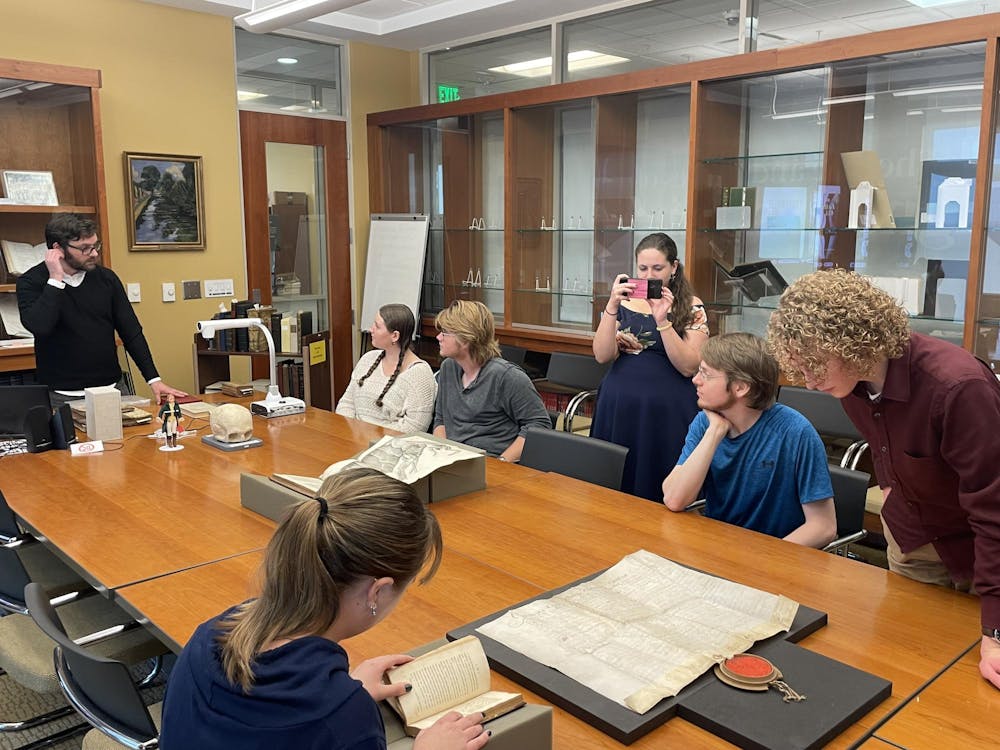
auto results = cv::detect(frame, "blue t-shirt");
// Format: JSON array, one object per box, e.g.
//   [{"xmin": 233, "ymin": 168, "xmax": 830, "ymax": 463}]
[
  {"xmin": 160, "ymin": 606, "xmax": 386, "ymax": 750},
  {"xmin": 677, "ymin": 404, "xmax": 833, "ymax": 539}
]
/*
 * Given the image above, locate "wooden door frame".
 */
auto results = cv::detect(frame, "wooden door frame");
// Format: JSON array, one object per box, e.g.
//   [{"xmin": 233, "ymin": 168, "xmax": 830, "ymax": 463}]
[{"xmin": 239, "ymin": 110, "xmax": 351, "ymax": 403}]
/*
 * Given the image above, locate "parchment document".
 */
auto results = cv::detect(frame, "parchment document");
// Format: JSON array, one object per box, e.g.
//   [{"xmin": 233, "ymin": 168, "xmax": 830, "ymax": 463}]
[
  {"xmin": 476, "ymin": 549, "xmax": 798, "ymax": 714},
  {"xmin": 320, "ymin": 434, "xmax": 481, "ymax": 484}
]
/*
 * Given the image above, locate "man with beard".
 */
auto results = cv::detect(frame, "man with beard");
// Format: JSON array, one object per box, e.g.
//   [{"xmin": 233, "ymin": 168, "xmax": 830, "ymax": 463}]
[
  {"xmin": 661, "ymin": 332, "xmax": 836, "ymax": 548},
  {"xmin": 17, "ymin": 213, "xmax": 185, "ymax": 408}
]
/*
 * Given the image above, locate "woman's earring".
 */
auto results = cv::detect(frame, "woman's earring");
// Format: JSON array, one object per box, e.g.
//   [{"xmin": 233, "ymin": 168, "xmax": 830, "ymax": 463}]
[{"xmin": 370, "ymin": 603, "xmax": 378, "ymax": 617}]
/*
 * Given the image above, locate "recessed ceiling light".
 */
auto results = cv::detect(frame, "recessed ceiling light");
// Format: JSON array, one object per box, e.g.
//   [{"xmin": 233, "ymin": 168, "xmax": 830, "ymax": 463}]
[{"xmin": 277, "ymin": 57, "xmax": 298, "ymax": 65}]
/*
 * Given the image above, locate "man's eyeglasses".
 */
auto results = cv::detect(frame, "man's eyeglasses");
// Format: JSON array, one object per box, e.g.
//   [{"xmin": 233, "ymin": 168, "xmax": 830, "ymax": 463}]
[
  {"xmin": 65, "ymin": 242, "xmax": 102, "ymax": 255},
  {"xmin": 695, "ymin": 367, "xmax": 724, "ymax": 381}
]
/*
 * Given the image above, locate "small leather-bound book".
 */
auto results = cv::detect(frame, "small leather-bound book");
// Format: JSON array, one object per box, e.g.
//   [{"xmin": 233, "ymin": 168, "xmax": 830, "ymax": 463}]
[{"xmin": 384, "ymin": 636, "xmax": 525, "ymax": 737}]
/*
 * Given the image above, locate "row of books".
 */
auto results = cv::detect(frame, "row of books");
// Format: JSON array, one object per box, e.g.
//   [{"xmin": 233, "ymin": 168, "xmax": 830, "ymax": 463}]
[
  {"xmin": 277, "ymin": 359, "xmax": 306, "ymax": 400},
  {"xmin": 208, "ymin": 303, "xmax": 313, "ymax": 355}
]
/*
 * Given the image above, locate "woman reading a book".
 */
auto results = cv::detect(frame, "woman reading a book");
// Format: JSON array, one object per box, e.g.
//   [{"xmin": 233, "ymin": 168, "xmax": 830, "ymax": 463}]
[
  {"xmin": 160, "ymin": 468, "xmax": 489, "ymax": 750},
  {"xmin": 336, "ymin": 304, "xmax": 438, "ymax": 433},
  {"xmin": 591, "ymin": 233, "xmax": 709, "ymax": 501}
]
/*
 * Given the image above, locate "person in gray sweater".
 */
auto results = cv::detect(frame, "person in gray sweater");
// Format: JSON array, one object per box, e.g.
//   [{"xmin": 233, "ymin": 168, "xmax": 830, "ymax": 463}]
[{"xmin": 432, "ymin": 301, "xmax": 551, "ymax": 461}]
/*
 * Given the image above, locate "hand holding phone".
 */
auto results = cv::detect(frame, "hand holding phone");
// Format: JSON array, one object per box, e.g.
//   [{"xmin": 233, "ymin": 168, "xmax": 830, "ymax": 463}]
[{"xmin": 624, "ymin": 277, "xmax": 663, "ymax": 299}]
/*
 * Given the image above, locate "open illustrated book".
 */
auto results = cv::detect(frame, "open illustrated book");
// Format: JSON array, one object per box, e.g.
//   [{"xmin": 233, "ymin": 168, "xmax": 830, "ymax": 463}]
[
  {"xmin": 383, "ymin": 636, "xmax": 524, "ymax": 737},
  {"xmin": 270, "ymin": 433, "xmax": 484, "ymax": 496}
]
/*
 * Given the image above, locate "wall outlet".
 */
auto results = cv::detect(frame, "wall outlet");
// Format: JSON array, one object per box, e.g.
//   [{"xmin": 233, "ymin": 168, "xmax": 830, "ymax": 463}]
[
  {"xmin": 205, "ymin": 278, "xmax": 235, "ymax": 298},
  {"xmin": 126, "ymin": 283, "xmax": 141, "ymax": 303},
  {"xmin": 162, "ymin": 282, "xmax": 176, "ymax": 303},
  {"xmin": 182, "ymin": 280, "xmax": 201, "ymax": 300}
]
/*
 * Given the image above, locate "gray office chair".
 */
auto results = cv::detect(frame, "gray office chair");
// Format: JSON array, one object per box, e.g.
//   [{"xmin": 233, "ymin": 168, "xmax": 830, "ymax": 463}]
[
  {"xmin": 24, "ymin": 582, "xmax": 162, "ymax": 750},
  {"xmin": 537, "ymin": 352, "xmax": 610, "ymax": 433},
  {"xmin": 777, "ymin": 386, "xmax": 869, "ymax": 469},
  {"xmin": 519, "ymin": 427, "xmax": 628, "ymax": 490},
  {"xmin": 0, "ymin": 523, "xmax": 164, "ymax": 748},
  {"xmin": 823, "ymin": 465, "xmax": 870, "ymax": 555},
  {"xmin": 499, "ymin": 344, "xmax": 527, "ymax": 368}
]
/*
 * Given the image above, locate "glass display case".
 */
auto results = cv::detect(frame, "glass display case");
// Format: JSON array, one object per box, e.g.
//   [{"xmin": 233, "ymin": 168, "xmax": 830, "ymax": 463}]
[
  {"xmin": 378, "ymin": 113, "xmax": 505, "ymax": 321},
  {"xmin": 509, "ymin": 86, "xmax": 691, "ymax": 334},
  {"xmin": 693, "ymin": 43, "xmax": 986, "ymax": 344}
]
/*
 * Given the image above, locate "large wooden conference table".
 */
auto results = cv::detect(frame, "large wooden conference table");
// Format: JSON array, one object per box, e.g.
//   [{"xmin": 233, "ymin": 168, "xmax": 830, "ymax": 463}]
[{"xmin": 3, "ymin": 405, "xmax": 991, "ymax": 748}]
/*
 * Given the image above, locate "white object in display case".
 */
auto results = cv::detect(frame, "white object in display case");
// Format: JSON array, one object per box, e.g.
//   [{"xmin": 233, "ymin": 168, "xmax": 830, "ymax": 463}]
[
  {"xmin": 716, "ymin": 206, "xmax": 753, "ymax": 229},
  {"xmin": 849, "ymin": 181, "xmax": 876, "ymax": 229},
  {"xmin": 935, "ymin": 177, "xmax": 972, "ymax": 229}
]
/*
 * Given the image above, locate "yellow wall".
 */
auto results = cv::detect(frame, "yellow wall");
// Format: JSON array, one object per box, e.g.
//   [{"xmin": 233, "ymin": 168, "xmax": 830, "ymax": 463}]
[
  {"xmin": 1, "ymin": 0, "xmax": 245, "ymax": 394},
  {"xmin": 347, "ymin": 42, "xmax": 421, "ymax": 330}
]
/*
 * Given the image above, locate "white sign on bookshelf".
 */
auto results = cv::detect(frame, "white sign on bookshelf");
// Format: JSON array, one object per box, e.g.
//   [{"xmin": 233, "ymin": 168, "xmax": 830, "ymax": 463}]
[{"xmin": 1, "ymin": 170, "xmax": 58, "ymax": 206}]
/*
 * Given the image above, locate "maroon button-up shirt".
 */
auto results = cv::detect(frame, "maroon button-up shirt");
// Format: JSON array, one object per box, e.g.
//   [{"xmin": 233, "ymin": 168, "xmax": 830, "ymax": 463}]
[{"xmin": 841, "ymin": 333, "xmax": 1000, "ymax": 630}]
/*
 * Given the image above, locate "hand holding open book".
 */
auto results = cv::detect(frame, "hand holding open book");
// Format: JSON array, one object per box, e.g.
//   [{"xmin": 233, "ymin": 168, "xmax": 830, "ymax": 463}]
[{"xmin": 384, "ymin": 636, "xmax": 524, "ymax": 736}]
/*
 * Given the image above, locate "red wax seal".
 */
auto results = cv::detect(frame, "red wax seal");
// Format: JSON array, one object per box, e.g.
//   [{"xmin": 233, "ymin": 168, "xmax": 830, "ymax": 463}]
[{"xmin": 723, "ymin": 654, "xmax": 775, "ymax": 680}]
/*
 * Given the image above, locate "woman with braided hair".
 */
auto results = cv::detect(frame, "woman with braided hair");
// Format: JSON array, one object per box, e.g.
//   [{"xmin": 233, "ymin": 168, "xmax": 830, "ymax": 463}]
[
  {"xmin": 336, "ymin": 304, "xmax": 437, "ymax": 432},
  {"xmin": 161, "ymin": 467, "xmax": 489, "ymax": 750}
]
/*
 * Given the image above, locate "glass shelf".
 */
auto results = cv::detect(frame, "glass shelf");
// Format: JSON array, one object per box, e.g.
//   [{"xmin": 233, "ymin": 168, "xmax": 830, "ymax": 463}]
[
  {"xmin": 423, "ymin": 281, "xmax": 504, "ymax": 291},
  {"xmin": 709, "ymin": 299, "xmax": 965, "ymax": 324},
  {"xmin": 699, "ymin": 226, "xmax": 973, "ymax": 233},
  {"xmin": 430, "ymin": 227, "xmax": 505, "ymax": 233},
  {"xmin": 701, "ymin": 150, "xmax": 824, "ymax": 164},
  {"xmin": 512, "ymin": 287, "xmax": 594, "ymax": 298}
]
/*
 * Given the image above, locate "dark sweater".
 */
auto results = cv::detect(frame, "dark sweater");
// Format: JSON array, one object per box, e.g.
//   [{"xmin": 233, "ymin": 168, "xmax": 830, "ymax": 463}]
[
  {"xmin": 16, "ymin": 262, "xmax": 158, "ymax": 390},
  {"xmin": 160, "ymin": 607, "xmax": 386, "ymax": 750}
]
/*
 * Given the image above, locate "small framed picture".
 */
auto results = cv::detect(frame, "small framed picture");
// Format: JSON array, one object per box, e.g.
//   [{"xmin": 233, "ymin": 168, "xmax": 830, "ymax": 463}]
[
  {"xmin": 124, "ymin": 152, "xmax": 206, "ymax": 251},
  {"xmin": 1, "ymin": 170, "xmax": 58, "ymax": 206}
]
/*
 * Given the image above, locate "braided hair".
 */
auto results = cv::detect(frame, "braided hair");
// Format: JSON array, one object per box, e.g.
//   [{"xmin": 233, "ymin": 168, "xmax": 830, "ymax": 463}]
[{"xmin": 359, "ymin": 304, "xmax": 417, "ymax": 408}]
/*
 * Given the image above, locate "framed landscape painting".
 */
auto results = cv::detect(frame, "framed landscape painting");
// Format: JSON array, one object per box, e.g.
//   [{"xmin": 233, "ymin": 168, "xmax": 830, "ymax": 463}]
[{"xmin": 124, "ymin": 153, "xmax": 205, "ymax": 251}]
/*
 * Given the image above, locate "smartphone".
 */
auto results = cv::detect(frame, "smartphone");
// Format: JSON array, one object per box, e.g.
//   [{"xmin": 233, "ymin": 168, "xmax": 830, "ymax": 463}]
[{"xmin": 624, "ymin": 277, "xmax": 663, "ymax": 299}]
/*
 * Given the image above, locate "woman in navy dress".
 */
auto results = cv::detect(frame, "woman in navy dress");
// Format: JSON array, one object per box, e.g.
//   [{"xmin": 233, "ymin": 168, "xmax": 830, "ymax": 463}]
[{"xmin": 591, "ymin": 233, "xmax": 709, "ymax": 501}]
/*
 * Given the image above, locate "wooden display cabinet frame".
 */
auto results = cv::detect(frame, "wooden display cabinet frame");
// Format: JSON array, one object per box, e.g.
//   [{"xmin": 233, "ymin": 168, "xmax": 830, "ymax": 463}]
[{"xmin": 369, "ymin": 13, "xmax": 1000, "ymax": 356}]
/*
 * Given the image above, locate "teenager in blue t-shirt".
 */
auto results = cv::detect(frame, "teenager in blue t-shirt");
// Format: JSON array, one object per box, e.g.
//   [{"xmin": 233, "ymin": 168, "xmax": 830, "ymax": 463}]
[
  {"xmin": 160, "ymin": 468, "xmax": 489, "ymax": 750},
  {"xmin": 662, "ymin": 333, "xmax": 835, "ymax": 548}
]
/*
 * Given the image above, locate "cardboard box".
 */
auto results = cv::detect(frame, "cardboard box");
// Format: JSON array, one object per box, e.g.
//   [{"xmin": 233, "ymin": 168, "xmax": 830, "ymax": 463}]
[{"xmin": 240, "ymin": 434, "xmax": 487, "ymax": 522}]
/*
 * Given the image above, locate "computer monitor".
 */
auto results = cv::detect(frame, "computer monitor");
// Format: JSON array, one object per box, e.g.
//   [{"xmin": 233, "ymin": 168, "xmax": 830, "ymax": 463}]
[{"xmin": 0, "ymin": 385, "xmax": 51, "ymax": 436}]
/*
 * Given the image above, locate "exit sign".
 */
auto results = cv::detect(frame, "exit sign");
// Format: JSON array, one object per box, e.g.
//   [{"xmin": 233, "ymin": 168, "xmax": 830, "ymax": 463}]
[{"xmin": 437, "ymin": 84, "xmax": 461, "ymax": 103}]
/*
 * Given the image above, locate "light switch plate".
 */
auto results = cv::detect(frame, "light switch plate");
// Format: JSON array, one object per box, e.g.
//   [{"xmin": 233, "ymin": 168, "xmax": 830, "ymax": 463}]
[
  {"xmin": 182, "ymin": 280, "xmax": 201, "ymax": 300},
  {"xmin": 162, "ymin": 282, "xmax": 176, "ymax": 302},
  {"xmin": 126, "ymin": 283, "xmax": 141, "ymax": 303},
  {"xmin": 205, "ymin": 278, "xmax": 235, "ymax": 298}
]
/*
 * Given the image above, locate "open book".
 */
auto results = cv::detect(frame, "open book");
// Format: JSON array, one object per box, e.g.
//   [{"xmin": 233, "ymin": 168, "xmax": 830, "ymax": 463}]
[
  {"xmin": 384, "ymin": 636, "xmax": 524, "ymax": 736},
  {"xmin": 1, "ymin": 240, "xmax": 46, "ymax": 276}
]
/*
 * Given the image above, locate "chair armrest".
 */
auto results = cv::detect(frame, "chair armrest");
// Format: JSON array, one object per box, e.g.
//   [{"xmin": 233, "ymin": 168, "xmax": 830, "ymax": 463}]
[
  {"xmin": 564, "ymin": 390, "xmax": 597, "ymax": 433},
  {"xmin": 685, "ymin": 499, "xmax": 707, "ymax": 512},
  {"xmin": 823, "ymin": 530, "xmax": 867, "ymax": 554}
]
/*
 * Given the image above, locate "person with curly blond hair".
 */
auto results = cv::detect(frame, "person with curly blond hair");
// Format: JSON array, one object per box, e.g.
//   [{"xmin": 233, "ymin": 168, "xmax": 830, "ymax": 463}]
[{"xmin": 768, "ymin": 268, "xmax": 1000, "ymax": 690}]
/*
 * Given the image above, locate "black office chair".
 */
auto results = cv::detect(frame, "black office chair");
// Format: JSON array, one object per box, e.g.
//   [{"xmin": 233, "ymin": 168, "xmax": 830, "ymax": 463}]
[
  {"xmin": 537, "ymin": 352, "xmax": 610, "ymax": 433},
  {"xmin": 519, "ymin": 427, "xmax": 628, "ymax": 490},
  {"xmin": 823, "ymin": 465, "xmax": 870, "ymax": 555},
  {"xmin": 24, "ymin": 582, "xmax": 162, "ymax": 750},
  {"xmin": 777, "ymin": 386, "xmax": 869, "ymax": 469},
  {"xmin": 0, "ymin": 493, "xmax": 164, "ymax": 748},
  {"xmin": 499, "ymin": 344, "xmax": 527, "ymax": 368}
]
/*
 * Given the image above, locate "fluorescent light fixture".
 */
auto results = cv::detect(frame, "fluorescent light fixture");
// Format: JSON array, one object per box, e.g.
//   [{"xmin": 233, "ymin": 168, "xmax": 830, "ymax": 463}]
[
  {"xmin": 276, "ymin": 57, "xmax": 298, "ymax": 64},
  {"xmin": 941, "ymin": 105, "xmax": 982, "ymax": 113},
  {"xmin": 280, "ymin": 104, "xmax": 328, "ymax": 113},
  {"xmin": 891, "ymin": 83, "xmax": 983, "ymax": 97},
  {"xmin": 771, "ymin": 108, "xmax": 826, "ymax": 120},
  {"xmin": 235, "ymin": 0, "xmax": 365, "ymax": 33},
  {"xmin": 0, "ymin": 88, "xmax": 23, "ymax": 100},
  {"xmin": 904, "ymin": 0, "xmax": 966, "ymax": 6},
  {"xmin": 237, "ymin": 90, "xmax": 268, "ymax": 101},
  {"xmin": 906, "ymin": 109, "xmax": 924, "ymax": 116},
  {"xmin": 488, "ymin": 50, "xmax": 629, "ymax": 79},
  {"xmin": 820, "ymin": 94, "xmax": 873, "ymax": 106},
  {"xmin": 864, "ymin": 114, "xmax": 874, "ymax": 120},
  {"xmin": 23, "ymin": 82, "xmax": 53, "ymax": 91}
]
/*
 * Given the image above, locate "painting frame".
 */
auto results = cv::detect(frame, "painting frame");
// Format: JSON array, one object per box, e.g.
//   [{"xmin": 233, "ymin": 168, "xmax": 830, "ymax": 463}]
[{"xmin": 124, "ymin": 152, "xmax": 205, "ymax": 251}]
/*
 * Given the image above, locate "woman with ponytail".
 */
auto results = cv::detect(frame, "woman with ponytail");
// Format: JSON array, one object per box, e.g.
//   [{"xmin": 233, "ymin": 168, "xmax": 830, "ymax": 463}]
[
  {"xmin": 161, "ymin": 467, "xmax": 487, "ymax": 750},
  {"xmin": 591, "ymin": 233, "xmax": 709, "ymax": 501},
  {"xmin": 336, "ymin": 304, "xmax": 437, "ymax": 432}
]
